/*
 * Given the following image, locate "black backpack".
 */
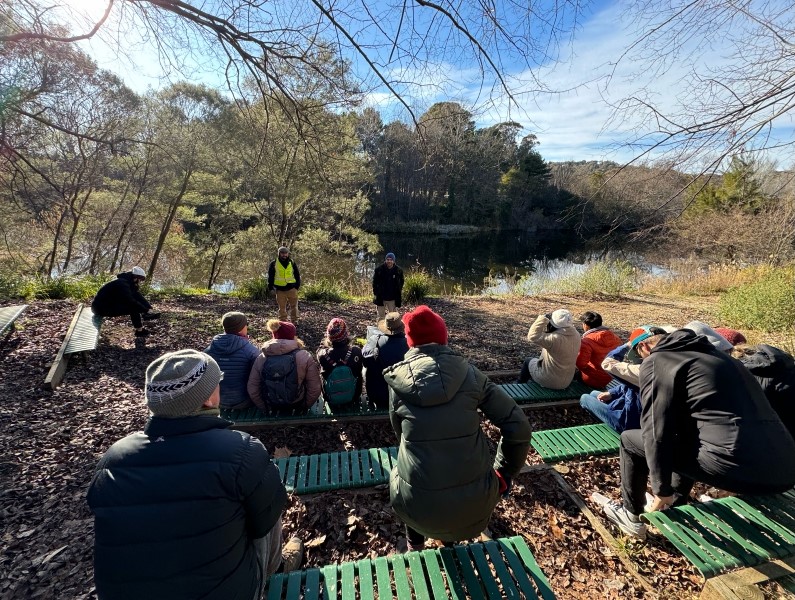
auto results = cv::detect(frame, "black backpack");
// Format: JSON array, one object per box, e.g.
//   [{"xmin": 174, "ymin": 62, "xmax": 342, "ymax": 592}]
[{"xmin": 259, "ymin": 349, "xmax": 300, "ymax": 407}]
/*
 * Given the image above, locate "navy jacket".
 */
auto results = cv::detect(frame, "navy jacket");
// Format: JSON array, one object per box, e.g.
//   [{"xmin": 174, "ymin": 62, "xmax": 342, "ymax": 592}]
[
  {"xmin": 362, "ymin": 332, "xmax": 409, "ymax": 408},
  {"xmin": 91, "ymin": 272, "xmax": 151, "ymax": 316},
  {"xmin": 205, "ymin": 333, "xmax": 261, "ymax": 409},
  {"xmin": 372, "ymin": 264, "xmax": 404, "ymax": 306},
  {"xmin": 87, "ymin": 415, "xmax": 287, "ymax": 600}
]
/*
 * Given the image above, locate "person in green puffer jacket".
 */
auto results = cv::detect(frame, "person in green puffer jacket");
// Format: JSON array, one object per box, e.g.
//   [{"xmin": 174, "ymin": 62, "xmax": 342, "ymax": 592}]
[{"xmin": 383, "ymin": 305, "xmax": 532, "ymax": 551}]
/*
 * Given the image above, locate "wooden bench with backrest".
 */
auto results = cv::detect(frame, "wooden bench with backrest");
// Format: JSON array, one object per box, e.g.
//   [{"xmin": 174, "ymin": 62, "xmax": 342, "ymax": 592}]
[
  {"xmin": 44, "ymin": 303, "xmax": 103, "ymax": 389},
  {"xmin": 0, "ymin": 304, "xmax": 27, "ymax": 340},
  {"xmin": 264, "ymin": 535, "xmax": 556, "ymax": 600}
]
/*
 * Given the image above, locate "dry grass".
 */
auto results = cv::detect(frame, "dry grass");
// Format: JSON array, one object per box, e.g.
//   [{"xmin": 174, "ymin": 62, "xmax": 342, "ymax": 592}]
[{"xmin": 639, "ymin": 261, "xmax": 776, "ymax": 297}]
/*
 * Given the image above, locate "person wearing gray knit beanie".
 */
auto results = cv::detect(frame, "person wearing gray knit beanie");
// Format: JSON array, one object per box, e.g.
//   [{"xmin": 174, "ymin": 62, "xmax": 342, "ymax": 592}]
[
  {"xmin": 87, "ymin": 348, "xmax": 304, "ymax": 599},
  {"xmin": 145, "ymin": 350, "xmax": 223, "ymax": 417}
]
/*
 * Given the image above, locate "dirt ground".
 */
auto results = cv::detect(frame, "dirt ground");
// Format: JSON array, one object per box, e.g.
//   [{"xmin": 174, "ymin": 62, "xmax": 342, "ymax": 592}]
[{"xmin": 0, "ymin": 292, "xmax": 752, "ymax": 599}]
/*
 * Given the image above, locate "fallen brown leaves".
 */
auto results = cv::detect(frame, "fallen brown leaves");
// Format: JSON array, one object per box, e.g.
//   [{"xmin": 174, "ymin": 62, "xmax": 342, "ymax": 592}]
[{"xmin": 0, "ymin": 294, "xmax": 711, "ymax": 599}]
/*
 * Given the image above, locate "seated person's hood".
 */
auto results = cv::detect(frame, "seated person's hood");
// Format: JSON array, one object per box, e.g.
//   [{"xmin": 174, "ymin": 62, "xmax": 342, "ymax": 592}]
[
  {"xmin": 384, "ymin": 345, "xmax": 469, "ymax": 408},
  {"xmin": 741, "ymin": 344, "xmax": 795, "ymax": 376},
  {"xmin": 651, "ymin": 328, "xmax": 715, "ymax": 355}
]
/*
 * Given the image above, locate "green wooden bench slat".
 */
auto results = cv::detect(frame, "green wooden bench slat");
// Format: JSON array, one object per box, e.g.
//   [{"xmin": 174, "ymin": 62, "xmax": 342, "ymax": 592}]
[
  {"xmin": 319, "ymin": 452, "xmax": 330, "ymax": 492},
  {"xmin": 296, "ymin": 456, "xmax": 309, "ymax": 493},
  {"xmin": 361, "ymin": 449, "xmax": 374, "ymax": 486},
  {"xmin": 482, "ymin": 541, "xmax": 521, "ymax": 599},
  {"xmin": 322, "ymin": 564, "xmax": 338, "ymax": 599},
  {"xmin": 439, "ymin": 547, "xmax": 466, "ymax": 600},
  {"xmin": 406, "ymin": 551, "xmax": 431, "ymax": 599},
  {"xmin": 531, "ymin": 424, "xmax": 620, "ymax": 463},
  {"xmin": 275, "ymin": 457, "xmax": 288, "ymax": 485},
  {"xmin": 357, "ymin": 559, "xmax": 375, "ymax": 600},
  {"xmin": 373, "ymin": 556, "xmax": 391, "ymax": 600},
  {"xmin": 494, "ymin": 539, "xmax": 540, "ymax": 600},
  {"xmin": 468, "ymin": 542, "xmax": 502, "ymax": 599},
  {"xmin": 305, "ymin": 568, "xmax": 321, "ymax": 600},
  {"xmin": 0, "ymin": 304, "xmax": 27, "ymax": 336},
  {"xmin": 453, "ymin": 545, "xmax": 485, "ymax": 600},
  {"xmin": 285, "ymin": 457, "xmax": 299, "ymax": 492},
  {"xmin": 340, "ymin": 561, "xmax": 356, "ymax": 600},
  {"xmin": 504, "ymin": 536, "xmax": 556, "ymax": 600},
  {"xmin": 329, "ymin": 452, "xmax": 341, "ymax": 489},
  {"xmin": 351, "ymin": 451, "xmax": 363, "ymax": 487},
  {"xmin": 308, "ymin": 453, "xmax": 320, "ymax": 491},
  {"xmin": 285, "ymin": 570, "xmax": 302, "ymax": 599},
  {"xmin": 420, "ymin": 549, "xmax": 449, "ymax": 599},
  {"xmin": 643, "ymin": 492, "xmax": 795, "ymax": 578},
  {"xmin": 267, "ymin": 573, "xmax": 287, "ymax": 600},
  {"xmin": 390, "ymin": 554, "xmax": 412, "ymax": 600},
  {"xmin": 341, "ymin": 450, "xmax": 351, "ymax": 490},
  {"xmin": 64, "ymin": 305, "xmax": 103, "ymax": 354}
]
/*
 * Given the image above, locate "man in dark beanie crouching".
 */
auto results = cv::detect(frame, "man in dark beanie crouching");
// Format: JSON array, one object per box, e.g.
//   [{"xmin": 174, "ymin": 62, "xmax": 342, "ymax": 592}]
[{"xmin": 87, "ymin": 349, "xmax": 302, "ymax": 599}]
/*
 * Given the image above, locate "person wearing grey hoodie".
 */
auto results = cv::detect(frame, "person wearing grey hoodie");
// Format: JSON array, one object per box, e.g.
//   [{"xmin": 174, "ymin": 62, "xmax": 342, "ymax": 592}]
[{"xmin": 205, "ymin": 312, "xmax": 261, "ymax": 410}]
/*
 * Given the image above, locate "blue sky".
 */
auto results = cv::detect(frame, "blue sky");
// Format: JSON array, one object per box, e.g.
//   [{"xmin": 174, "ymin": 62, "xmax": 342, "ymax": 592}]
[{"xmin": 73, "ymin": 0, "xmax": 794, "ymax": 168}]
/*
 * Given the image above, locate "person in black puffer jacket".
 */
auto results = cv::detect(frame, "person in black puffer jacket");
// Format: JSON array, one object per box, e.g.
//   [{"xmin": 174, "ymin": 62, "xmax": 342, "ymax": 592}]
[
  {"xmin": 205, "ymin": 312, "xmax": 261, "ymax": 410},
  {"xmin": 87, "ymin": 350, "xmax": 302, "ymax": 600},
  {"xmin": 91, "ymin": 266, "xmax": 159, "ymax": 337},
  {"xmin": 736, "ymin": 343, "xmax": 795, "ymax": 439},
  {"xmin": 362, "ymin": 312, "xmax": 409, "ymax": 409}
]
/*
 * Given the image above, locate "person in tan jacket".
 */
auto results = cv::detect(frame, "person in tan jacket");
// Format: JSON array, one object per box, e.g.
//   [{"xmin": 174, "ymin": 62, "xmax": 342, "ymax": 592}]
[
  {"xmin": 247, "ymin": 320, "xmax": 321, "ymax": 414},
  {"xmin": 517, "ymin": 309, "xmax": 581, "ymax": 389}
]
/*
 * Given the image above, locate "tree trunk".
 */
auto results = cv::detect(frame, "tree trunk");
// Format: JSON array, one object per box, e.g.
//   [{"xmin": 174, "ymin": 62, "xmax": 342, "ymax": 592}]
[{"xmin": 148, "ymin": 167, "xmax": 192, "ymax": 282}]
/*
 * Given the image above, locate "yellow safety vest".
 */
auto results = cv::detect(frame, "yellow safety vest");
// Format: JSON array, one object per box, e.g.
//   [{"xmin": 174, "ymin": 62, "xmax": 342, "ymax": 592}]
[{"xmin": 274, "ymin": 261, "xmax": 296, "ymax": 287}]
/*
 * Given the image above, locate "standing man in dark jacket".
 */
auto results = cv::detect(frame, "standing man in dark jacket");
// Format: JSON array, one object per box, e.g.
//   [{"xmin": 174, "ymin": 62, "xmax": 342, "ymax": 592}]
[
  {"xmin": 362, "ymin": 312, "xmax": 409, "ymax": 409},
  {"xmin": 383, "ymin": 305, "xmax": 532, "ymax": 550},
  {"xmin": 267, "ymin": 246, "xmax": 301, "ymax": 323},
  {"xmin": 601, "ymin": 329, "xmax": 795, "ymax": 540},
  {"xmin": 87, "ymin": 349, "xmax": 302, "ymax": 599},
  {"xmin": 372, "ymin": 252, "xmax": 404, "ymax": 320},
  {"xmin": 91, "ymin": 266, "xmax": 159, "ymax": 337},
  {"xmin": 205, "ymin": 312, "xmax": 261, "ymax": 410}
]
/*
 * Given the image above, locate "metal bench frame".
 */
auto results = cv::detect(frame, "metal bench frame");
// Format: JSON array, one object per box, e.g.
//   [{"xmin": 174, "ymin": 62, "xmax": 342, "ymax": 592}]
[{"xmin": 0, "ymin": 304, "xmax": 27, "ymax": 339}]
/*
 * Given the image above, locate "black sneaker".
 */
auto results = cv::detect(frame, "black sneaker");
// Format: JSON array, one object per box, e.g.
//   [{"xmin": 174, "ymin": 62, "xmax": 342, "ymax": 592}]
[
  {"xmin": 134, "ymin": 329, "xmax": 151, "ymax": 337},
  {"xmin": 142, "ymin": 312, "xmax": 161, "ymax": 321}
]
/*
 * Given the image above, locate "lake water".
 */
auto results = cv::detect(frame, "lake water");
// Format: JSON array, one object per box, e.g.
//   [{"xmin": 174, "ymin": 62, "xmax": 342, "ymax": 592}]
[{"xmin": 365, "ymin": 230, "xmax": 619, "ymax": 294}]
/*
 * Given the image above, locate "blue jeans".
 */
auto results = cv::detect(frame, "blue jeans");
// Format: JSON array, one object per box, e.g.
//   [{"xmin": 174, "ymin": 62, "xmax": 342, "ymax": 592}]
[{"xmin": 580, "ymin": 391, "xmax": 622, "ymax": 432}]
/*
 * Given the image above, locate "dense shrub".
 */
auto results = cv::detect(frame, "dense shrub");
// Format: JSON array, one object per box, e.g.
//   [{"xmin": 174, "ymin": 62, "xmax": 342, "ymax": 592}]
[
  {"xmin": 403, "ymin": 269, "xmax": 434, "ymax": 302},
  {"xmin": 719, "ymin": 268, "xmax": 795, "ymax": 333},
  {"xmin": 234, "ymin": 277, "xmax": 271, "ymax": 301},
  {"xmin": 0, "ymin": 273, "xmax": 24, "ymax": 300},
  {"xmin": 17, "ymin": 275, "xmax": 111, "ymax": 301},
  {"xmin": 301, "ymin": 279, "xmax": 348, "ymax": 302}
]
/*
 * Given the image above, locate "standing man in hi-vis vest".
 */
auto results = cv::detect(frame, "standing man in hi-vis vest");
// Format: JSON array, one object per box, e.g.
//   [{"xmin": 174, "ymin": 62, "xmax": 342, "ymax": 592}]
[{"xmin": 267, "ymin": 246, "xmax": 301, "ymax": 323}]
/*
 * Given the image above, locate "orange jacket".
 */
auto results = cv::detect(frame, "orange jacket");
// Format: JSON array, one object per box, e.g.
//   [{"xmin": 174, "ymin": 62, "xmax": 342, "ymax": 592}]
[{"xmin": 577, "ymin": 327, "xmax": 623, "ymax": 388}]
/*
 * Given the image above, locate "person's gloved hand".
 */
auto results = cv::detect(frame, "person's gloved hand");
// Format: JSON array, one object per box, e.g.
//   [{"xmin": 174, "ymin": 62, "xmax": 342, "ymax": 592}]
[
  {"xmin": 495, "ymin": 469, "xmax": 512, "ymax": 499},
  {"xmin": 543, "ymin": 312, "xmax": 552, "ymax": 321}
]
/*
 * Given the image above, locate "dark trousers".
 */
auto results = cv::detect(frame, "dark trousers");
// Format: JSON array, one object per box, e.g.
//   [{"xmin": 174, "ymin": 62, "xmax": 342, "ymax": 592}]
[
  {"xmin": 405, "ymin": 526, "xmax": 456, "ymax": 549},
  {"xmin": 93, "ymin": 304, "xmax": 143, "ymax": 328},
  {"xmin": 518, "ymin": 358, "xmax": 533, "ymax": 384},
  {"xmin": 620, "ymin": 429, "xmax": 792, "ymax": 515}
]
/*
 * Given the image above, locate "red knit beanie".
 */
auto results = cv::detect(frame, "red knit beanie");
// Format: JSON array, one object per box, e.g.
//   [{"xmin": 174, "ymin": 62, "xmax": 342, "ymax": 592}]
[
  {"xmin": 714, "ymin": 327, "xmax": 747, "ymax": 346},
  {"xmin": 272, "ymin": 321, "xmax": 296, "ymax": 340},
  {"xmin": 326, "ymin": 318, "xmax": 348, "ymax": 343},
  {"xmin": 403, "ymin": 305, "xmax": 448, "ymax": 347}
]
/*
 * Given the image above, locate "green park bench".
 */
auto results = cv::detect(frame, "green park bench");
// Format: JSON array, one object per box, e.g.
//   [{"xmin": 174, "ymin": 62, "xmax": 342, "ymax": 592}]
[
  {"xmin": 501, "ymin": 379, "xmax": 616, "ymax": 407},
  {"xmin": 530, "ymin": 423, "xmax": 621, "ymax": 463},
  {"xmin": 264, "ymin": 535, "xmax": 555, "ymax": 600},
  {"xmin": 224, "ymin": 381, "xmax": 611, "ymax": 430},
  {"xmin": 44, "ymin": 304, "xmax": 103, "ymax": 389},
  {"xmin": 642, "ymin": 489, "xmax": 795, "ymax": 579},
  {"xmin": 274, "ymin": 447, "xmax": 396, "ymax": 495},
  {"xmin": 0, "ymin": 304, "xmax": 27, "ymax": 339}
]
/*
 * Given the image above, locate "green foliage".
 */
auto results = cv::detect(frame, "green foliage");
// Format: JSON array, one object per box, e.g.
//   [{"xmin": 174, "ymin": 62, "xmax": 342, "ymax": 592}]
[
  {"xmin": 718, "ymin": 269, "xmax": 795, "ymax": 333},
  {"xmin": 690, "ymin": 155, "xmax": 767, "ymax": 215},
  {"xmin": 0, "ymin": 273, "xmax": 24, "ymax": 300},
  {"xmin": 18, "ymin": 275, "xmax": 111, "ymax": 301},
  {"xmin": 403, "ymin": 269, "xmax": 435, "ymax": 302},
  {"xmin": 234, "ymin": 277, "xmax": 271, "ymax": 301},
  {"xmin": 301, "ymin": 279, "xmax": 348, "ymax": 302}
]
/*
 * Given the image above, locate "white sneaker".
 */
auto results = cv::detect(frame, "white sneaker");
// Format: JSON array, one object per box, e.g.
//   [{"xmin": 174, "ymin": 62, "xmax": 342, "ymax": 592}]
[{"xmin": 603, "ymin": 500, "xmax": 647, "ymax": 540}]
